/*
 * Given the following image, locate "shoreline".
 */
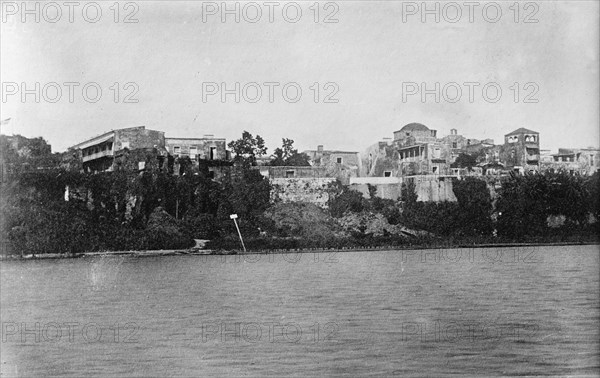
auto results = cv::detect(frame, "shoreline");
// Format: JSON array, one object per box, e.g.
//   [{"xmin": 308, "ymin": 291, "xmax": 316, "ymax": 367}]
[{"xmin": 1, "ymin": 241, "xmax": 598, "ymax": 261}]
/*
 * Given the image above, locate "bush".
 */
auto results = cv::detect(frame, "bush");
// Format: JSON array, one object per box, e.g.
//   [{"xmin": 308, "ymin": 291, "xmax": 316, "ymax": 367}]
[{"xmin": 146, "ymin": 207, "xmax": 194, "ymax": 250}]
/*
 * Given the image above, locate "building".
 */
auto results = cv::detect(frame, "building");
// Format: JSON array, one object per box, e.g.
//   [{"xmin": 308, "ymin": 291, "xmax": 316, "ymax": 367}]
[
  {"xmin": 256, "ymin": 165, "xmax": 328, "ymax": 179},
  {"xmin": 362, "ymin": 138, "xmax": 399, "ymax": 177},
  {"xmin": 541, "ymin": 147, "xmax": 600, "ymax": 175},
  {"xmin": 69, "ymin": 126, "xmax": 166, "ymax": 172},
  {"xmin": 395, "ymin": 123, "xmax": 451, "ymax": 175},
  {"xmin": 439, "ymin": 128, "xmax": 471, "ymax": 165},
  {"xmin": 165, "ymin": 135, "xmax": 228, "ymax": 161},
  {"xmin": 165, "ymin": 135, "xmax": 231, "ymax": 177},
  {"xmin": 69, "ymin": 126, "xmax": 230, "ymax": 174},
  {"xmin": 1, "ymin": 134, "xmax": 54, "ymax": 180},
  {"xmin": 500, "ymin": 127, "xmax": 540, "ymax": 173},
  {"xmin": 303, "ymin": 145, "xmax": 362, "ymax": 184}
]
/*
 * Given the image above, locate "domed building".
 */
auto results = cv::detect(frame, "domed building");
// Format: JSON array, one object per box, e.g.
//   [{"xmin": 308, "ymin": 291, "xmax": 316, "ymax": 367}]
[
  {"xmin": 393, "ymin": 123, "xmax": 438, "ymax": 147},
  {"xmin": 392, "ymin": 123, "xmax": 450, "ymax": 176}
]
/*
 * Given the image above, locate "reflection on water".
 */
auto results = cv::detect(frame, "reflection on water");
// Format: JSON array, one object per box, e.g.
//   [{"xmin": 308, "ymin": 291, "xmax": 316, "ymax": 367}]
[{"xmin": 1, "ymin": 245, "xmax": 599, "ymax": 377}]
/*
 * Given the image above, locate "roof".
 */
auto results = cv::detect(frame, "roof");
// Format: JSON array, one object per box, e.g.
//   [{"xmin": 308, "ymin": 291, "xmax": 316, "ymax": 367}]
[
  {"xmin": 396, "ymin": 123, "xmax": 430, "ymax": 133},
  {"xmin": 69, "ymin": 126, "xmax": 149, "ymax": 149},
  {"xmin": 165, "ymin": 137, "xmax": 226, "ymax": 141},
  {"xmin": 70, "ymin": 131, "xmax": 115, "ymax": 150},
  {"xmin": 505, "ymin": 128, "xmax": 538, "ymax": 136},
  {"xmin": 304, "ymin": 150, "xmax": 358, "ymax": 155}
]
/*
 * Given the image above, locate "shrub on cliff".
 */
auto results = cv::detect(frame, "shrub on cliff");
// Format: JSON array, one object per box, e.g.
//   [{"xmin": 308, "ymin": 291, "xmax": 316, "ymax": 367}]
[
  {"xmin": 496, "ymin": 171, "xmax": 596, "ymax": 239},
  {"xmin": 145, "ymin": 207, "xmax": 194, "ymax": 250},
  {"xmin": 338, "ymin": 212, "xmax": 406, "ymax": 237},
  {"xmin": 452, "ymin": 177, "xmax": 494, "ymax": 236},
  {"xmin": 327, "ymin": 181, "xmax": 366, "ymax": 217},
  {"xmin": 263, "ymin": 201, "xmax": 342, "ymax": 240}
]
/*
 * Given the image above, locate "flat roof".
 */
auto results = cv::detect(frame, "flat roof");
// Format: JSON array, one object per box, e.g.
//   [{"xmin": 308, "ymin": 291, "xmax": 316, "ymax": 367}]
[
  {"xmin": 165, "ymin": 137, "xmax": 226, "ymax": 141},
  {"xmin": 69, "ymin": 126, "xmax": 150, "ymax": 149}
]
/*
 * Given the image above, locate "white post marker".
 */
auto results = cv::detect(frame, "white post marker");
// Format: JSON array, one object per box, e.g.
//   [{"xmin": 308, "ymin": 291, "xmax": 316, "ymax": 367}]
[{"xmin": 230, "ymin": 214, "xmax": 246, "ymax": 253}]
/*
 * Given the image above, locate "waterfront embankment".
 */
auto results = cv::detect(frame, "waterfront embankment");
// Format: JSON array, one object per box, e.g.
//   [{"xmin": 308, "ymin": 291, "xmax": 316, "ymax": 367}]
[{"xmin": 2, "ymin": 240, "xmax": 598, "ymax": 260}]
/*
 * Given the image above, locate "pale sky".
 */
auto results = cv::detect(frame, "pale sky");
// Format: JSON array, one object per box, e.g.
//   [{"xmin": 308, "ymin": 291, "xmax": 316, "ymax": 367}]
[{"xmin": 1, "ymin": 1, "xmax": 598, "ymax": 153}]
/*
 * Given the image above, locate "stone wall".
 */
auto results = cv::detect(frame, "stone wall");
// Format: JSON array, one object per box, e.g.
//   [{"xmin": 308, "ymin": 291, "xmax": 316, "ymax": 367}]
[
  {"xmin": 351, "ymin": 176, "xmax": 457, "ymax": 202},
  {"xmin": 270, "ymin": 178, "xmax": 336, "ymax": 207},
  {"xmin": 405, "ymin": 176, "xmax": 457, "ymax": 202},
  {"xmin": 362, "ymin": 142, "xmax": 399, "ymax": 177},
  {"xmin": 114, "ymin": 127, "xmax": 165, "ymax": 151}
]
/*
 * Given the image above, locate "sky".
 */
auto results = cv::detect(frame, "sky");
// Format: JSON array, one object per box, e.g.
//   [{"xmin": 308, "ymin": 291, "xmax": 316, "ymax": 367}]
[{"xmin": 1, "ymin": 0, "xmax": 598, "ymax": 154}]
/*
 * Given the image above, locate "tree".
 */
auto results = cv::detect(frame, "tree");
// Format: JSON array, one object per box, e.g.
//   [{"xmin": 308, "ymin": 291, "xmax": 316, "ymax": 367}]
[
  {"xmin": 327, "ymin": 181, "xmax": 365, "ymax": 217},
  {"xmin": 452, "ymin": 177, "xmax": 493, "ymax": 236},
  {"xmin": 227, "ymin": 131, "xmax": 267, "ymax": 166},
  {"xmin": 451, "ymin": 153, "xmax": 478, "ymax": 169},
  {"xmin": 218, "ymin": 168, "xmax": 272, "ymax": 235},
  {"xmin": 270, "ymin": 138, "xmax": 311, "ymax": 166}
]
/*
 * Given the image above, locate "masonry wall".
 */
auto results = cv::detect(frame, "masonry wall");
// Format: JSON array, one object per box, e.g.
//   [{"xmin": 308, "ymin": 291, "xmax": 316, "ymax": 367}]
[
  {"xmin": 270, "ymin": 178, "xmax": 336, "ymax": 208},
  {"xmin": 351, "ymin": 183, "xmax": 402, "ymax": 201},
  {"xmin": 349, "ymin": 176, "xmax": 457, "ymax": 202},
  {"xmin": 407, "ymin": 176, "xmax": 457, "ymax": 202},
  {"xmin": 362, "ymin": 142, "xmax": 399, "ymax": 177},
  {"xmin": 114, "ymin": 127, "xmax": 165, "ymax": 151}
]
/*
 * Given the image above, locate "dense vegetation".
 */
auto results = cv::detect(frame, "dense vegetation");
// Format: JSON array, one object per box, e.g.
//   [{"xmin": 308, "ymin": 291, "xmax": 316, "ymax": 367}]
[
  {"xmin": 1, "ymin": 134, "xmax": 598, "ymax": 256},
  {"xmin": 0, "ymin": 166, "xmax": 270, "ymax": 255}
]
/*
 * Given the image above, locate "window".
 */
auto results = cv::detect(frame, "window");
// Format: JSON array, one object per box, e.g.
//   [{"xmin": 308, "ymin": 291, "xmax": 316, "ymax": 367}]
[
  {"xmin": 591, "ymin": 155, "xmax": 595, "ymax": 166},
  {"xmin": 173, "ymin": 146, "xmax": 181, "ymax": 156},
  {"xmin": 452, "ymin": 142, "xmax": 457, "ymax": 149},
  {"xmin": 384, "ymin": 171, "xmax": 392, "ymax": 177},
  {"xmin": 432, "ymin": 166, "xmax": 438, "ymax": 174},
  {"xmin": 210, "ymin": 147, "xmax": 217, "ymax": 160},
  {"xmin": 190, "ymin": 147, "xmax": 198, "ymax": 158},
  {"xmin": 138, "ymin": 161, "xmax": 145, "ymax": 170},
  {"xmin": 336, "ymin": 157, "xmax": 342, "ymax": 164},
  {"xmin": 285, "ymin": 170, "xmax": 295, "ymax": 178}
]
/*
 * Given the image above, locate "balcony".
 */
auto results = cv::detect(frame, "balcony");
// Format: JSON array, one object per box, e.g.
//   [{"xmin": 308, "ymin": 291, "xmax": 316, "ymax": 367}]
[{"xmin": 83, "ymin": 149, "xmax": 114, "ymax": 162}]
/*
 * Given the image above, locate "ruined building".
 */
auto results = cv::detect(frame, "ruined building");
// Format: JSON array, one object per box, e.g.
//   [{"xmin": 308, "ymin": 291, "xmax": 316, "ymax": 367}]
[
  {"xmin": 68, "ymin": 126, "xmax": 230, "ymax": 175},
  {"xmin": 303, "ymin": 145, "xmax": 362, "ymax": 184},
  {"xmin": 394, "ymin": 123, "xmax": 452, "ymax": 175}
]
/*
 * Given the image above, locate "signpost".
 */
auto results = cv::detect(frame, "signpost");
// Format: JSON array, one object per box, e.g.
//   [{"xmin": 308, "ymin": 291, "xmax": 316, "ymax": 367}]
[{"xmin": 229, "ymin": 214, "xmax": 246, "ymax": 253}]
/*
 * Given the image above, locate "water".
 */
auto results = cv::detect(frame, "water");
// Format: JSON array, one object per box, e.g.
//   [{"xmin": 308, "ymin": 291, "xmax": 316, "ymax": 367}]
[{"xmin": 1, "ymin": 245, "xmax": 599, "ymax": 377}]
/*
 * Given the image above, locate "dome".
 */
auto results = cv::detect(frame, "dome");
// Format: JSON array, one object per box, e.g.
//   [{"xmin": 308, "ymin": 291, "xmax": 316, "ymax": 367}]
[{"xmin": 399, "ymin": 123, "xmax": 430, "ymax": 132}]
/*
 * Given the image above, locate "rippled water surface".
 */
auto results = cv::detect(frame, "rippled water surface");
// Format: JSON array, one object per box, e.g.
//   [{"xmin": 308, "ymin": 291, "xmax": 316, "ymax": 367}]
[{"xmin": 1, "ymin": 245, "xmax": 599, "ymax": 377}]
